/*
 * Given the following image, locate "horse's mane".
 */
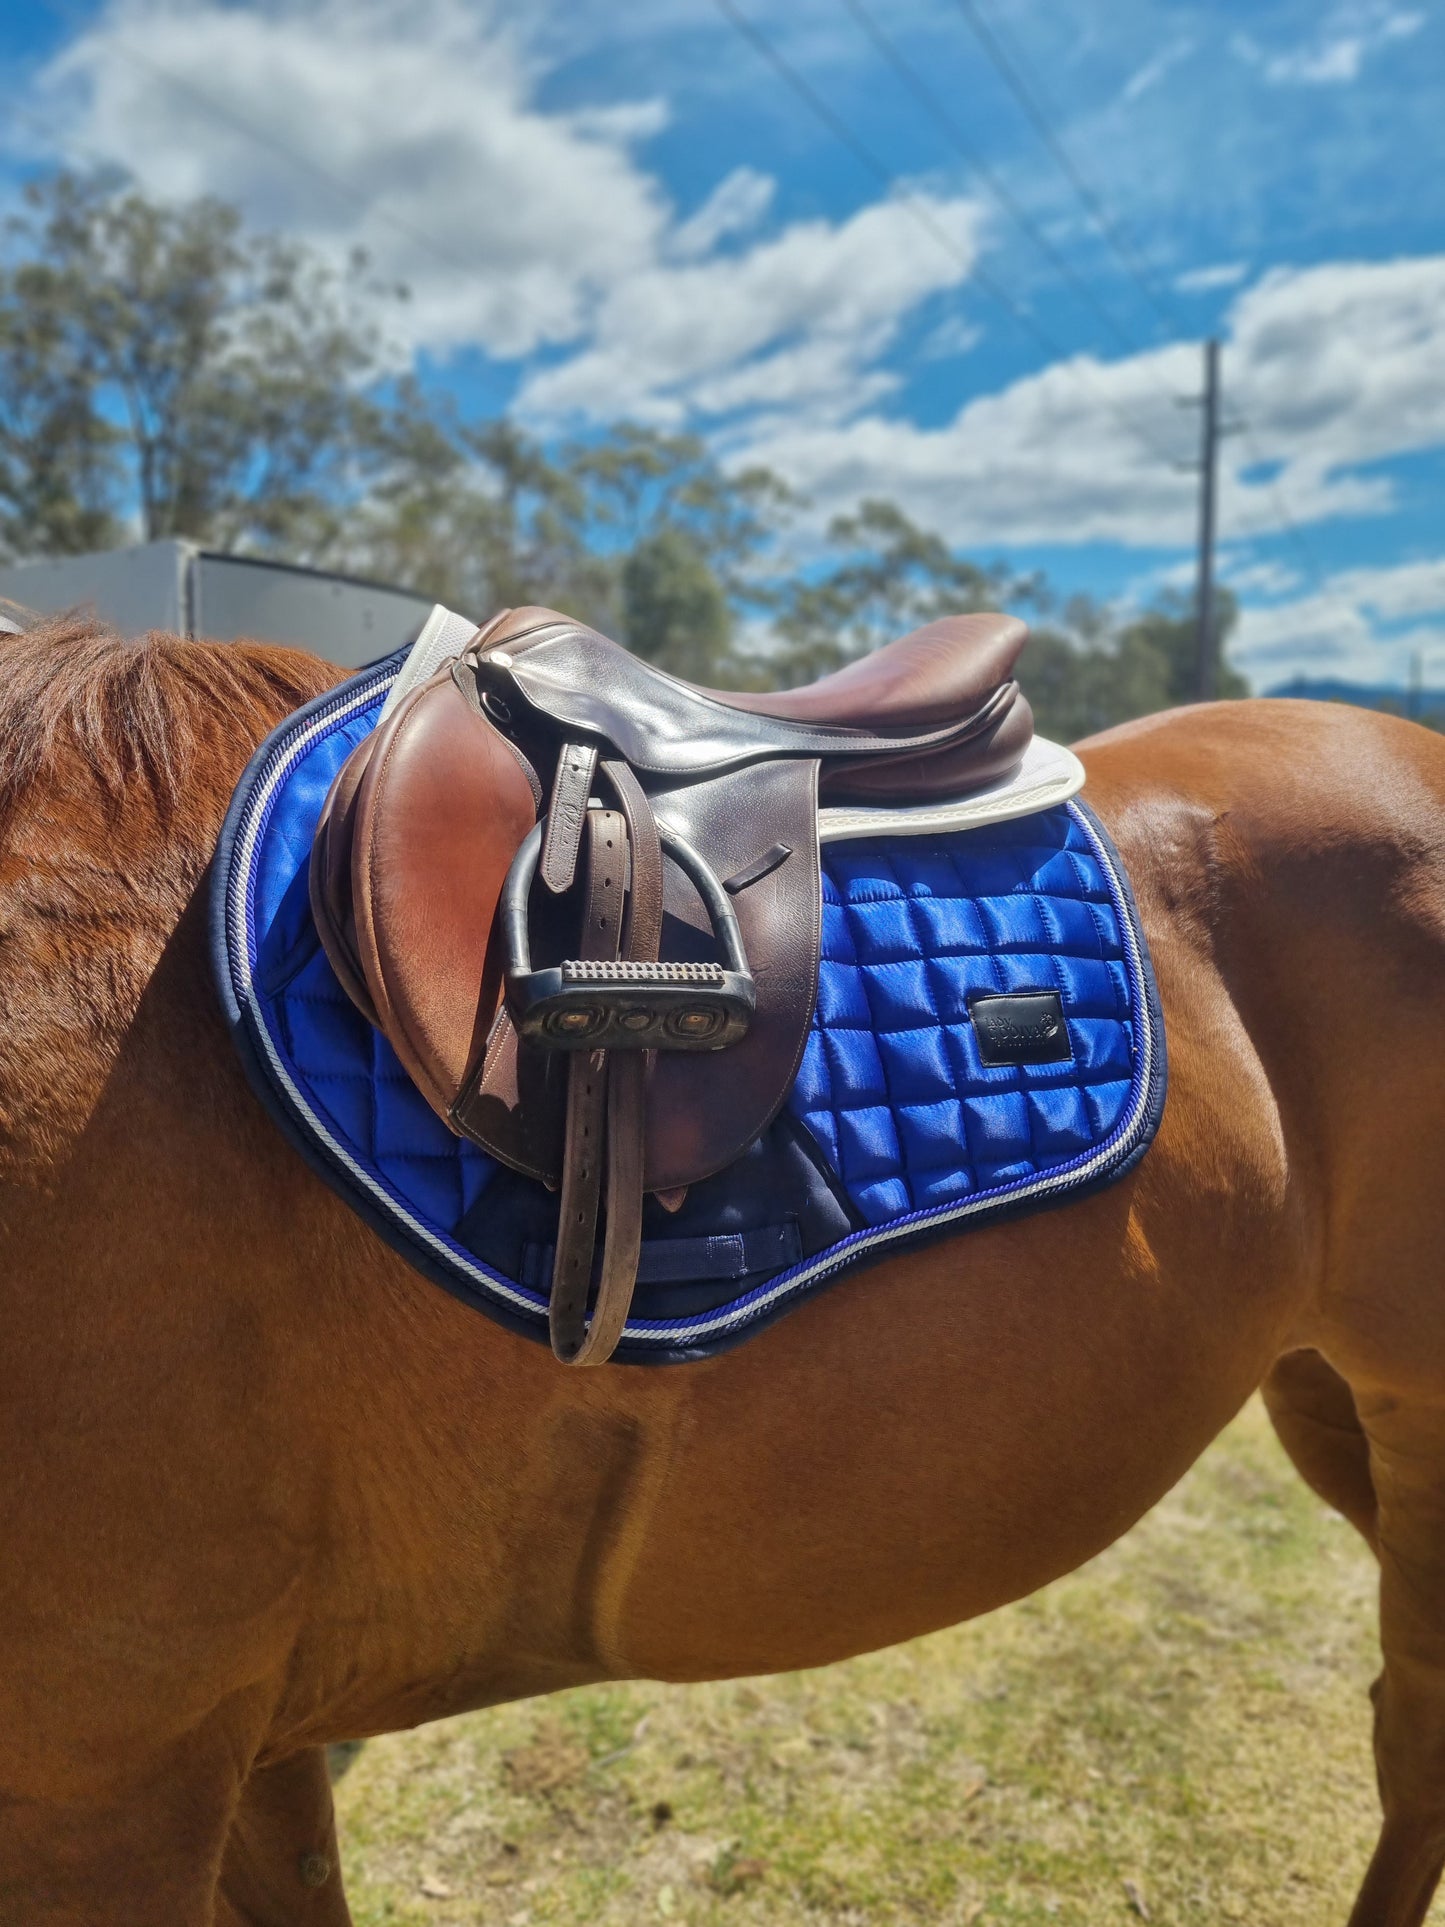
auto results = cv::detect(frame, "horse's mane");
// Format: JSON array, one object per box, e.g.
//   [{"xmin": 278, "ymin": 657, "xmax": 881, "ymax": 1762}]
[{"xmin": 0, "ymin": 608, "xmax": 334, "ymax": 836}]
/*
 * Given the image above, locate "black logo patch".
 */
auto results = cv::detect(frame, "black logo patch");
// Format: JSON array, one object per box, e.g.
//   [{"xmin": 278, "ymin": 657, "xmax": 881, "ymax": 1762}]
[{"xmin": 969, "ymin": 991, "xmax": 1072, "ymax": 1066}]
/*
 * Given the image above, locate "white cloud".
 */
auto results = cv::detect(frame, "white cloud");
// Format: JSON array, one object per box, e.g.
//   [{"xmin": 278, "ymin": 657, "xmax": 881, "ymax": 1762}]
[
  {"xmin": 737, "ymin": 344, "xmax": 1198, "ymax": 549},
  {"xmin": 1221, "ymin": 555, "xmax": 1303, "ymax": 597},
  {"xmin": 519, "ymin": 194, "xmax": 984, "ymax": 426},
  {"xmin": 1127, "ymin": 556, "xmax": 1196, "ymax": 599},
  {"xmin": 1236, "ymin": 593, "xmax": 1385, "ymax": 681},
  {"xmin": 917, "ymin": 313, "xmax": 983, "ymax": 362},
  {"xmin": 1235, "ymin": 5, "xmax": 1425, "ymax": 87},
  {"xmin": 1235, "ymin": 557, "xmax": 1445, "ymax": 686},
  {"xmin": 565, "ymin": 100, "xmax": 672, "ymax": 144},
  {"xmin": 34, "ymin": 0, "xmax": 987, "ymax": 447},
  {"xmin": 690, "ymin": 340, "xmax": 899, "ymax": 424},
  {"xmin": 20, "ymin": 0, "xmax": 1445, "ymax": 579},
  {"xmin": 727, "ymin": 252, "xmax": 1445, "ymax": 552},
  {"xmin": 672, "ymin": 167, "xmax": 775, "ymax": 260},
  {"xmin": 1227, "ymin": 256, "xmax": 1445, "ymax": 475},
  {"xmin": 36, "ymin": 0, "xmax": 670, "ymax": 360},
  {"xmin": 1121, "ymin": 37, "xmax": 1195, "ymax": 104},
  {"xmin": 1175, "ymin": 262, "xmax": 1250, "ymax": 294},
  {"xmin": 1332, "ymin": 557, "xmax": 1445, "ymax": 620}
]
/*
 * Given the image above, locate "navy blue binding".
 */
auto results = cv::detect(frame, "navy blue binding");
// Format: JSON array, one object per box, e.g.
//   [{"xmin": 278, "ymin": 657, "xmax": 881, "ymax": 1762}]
[{"xmin": 211, "ymin": 652, "xmax": 1167, "ymax": 1365}]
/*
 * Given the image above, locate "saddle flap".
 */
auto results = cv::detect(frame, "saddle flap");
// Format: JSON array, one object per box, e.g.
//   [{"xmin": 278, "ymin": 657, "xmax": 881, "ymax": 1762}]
[
  {"xmin": 454, "ymin": 757, "xmax": 822, "ymax": 1193},
  {"xmin": 315, "ymin": 666, "xmax": 540, "ymax": 1121}
]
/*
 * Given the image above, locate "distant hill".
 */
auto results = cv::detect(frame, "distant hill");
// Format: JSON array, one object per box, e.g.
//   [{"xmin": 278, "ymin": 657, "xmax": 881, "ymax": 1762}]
[{"xmin": 1266, "ymin": 675, "xmax": 1445, "ymax": 719}]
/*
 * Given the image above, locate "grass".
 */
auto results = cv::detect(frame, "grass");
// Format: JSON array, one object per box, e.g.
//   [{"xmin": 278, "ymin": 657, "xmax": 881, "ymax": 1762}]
[{"xmin": 334, "ymin": 1397, "xmax": 1396, "ymax": 1926}]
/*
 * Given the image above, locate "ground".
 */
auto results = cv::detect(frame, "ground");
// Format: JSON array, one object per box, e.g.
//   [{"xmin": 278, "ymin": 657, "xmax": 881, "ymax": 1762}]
[{"xmin": 334, "ymin": 1397, "xmax": 1395, "ymax": 1925}]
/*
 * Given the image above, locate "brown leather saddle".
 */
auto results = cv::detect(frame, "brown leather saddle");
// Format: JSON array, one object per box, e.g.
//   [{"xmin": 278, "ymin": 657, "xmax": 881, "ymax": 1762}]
[{"xmin": 311, "ymin": 604, "xmax": 1032, "ymax": 1364}]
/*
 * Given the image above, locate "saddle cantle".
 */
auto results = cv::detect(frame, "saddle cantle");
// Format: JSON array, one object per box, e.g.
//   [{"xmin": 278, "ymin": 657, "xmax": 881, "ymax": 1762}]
[{"xmin": 311, "ymin": 605, "xmax": 1033, "ymax": 1364}]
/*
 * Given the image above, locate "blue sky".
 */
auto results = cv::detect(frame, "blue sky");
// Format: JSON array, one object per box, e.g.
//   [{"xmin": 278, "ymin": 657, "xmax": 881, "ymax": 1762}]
[{"xmin": 4, "ymin": 0, "xmax": 1444, "ymax": 686}]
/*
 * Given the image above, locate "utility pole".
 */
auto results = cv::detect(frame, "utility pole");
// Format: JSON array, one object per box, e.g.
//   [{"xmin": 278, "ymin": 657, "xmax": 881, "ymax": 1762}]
[{"xmin": 1192, "ymin": 337, "xmax": 1221, "ymax": 703}]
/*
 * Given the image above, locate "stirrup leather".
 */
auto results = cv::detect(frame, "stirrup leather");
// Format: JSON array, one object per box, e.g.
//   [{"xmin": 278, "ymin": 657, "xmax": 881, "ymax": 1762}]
[{"xmin": 500, "ymin": 760, "xmax": 756, "ymax": 1364}]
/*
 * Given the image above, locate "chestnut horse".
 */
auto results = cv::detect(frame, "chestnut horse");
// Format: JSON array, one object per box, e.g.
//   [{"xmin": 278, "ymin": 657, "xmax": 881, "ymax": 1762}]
[{"xmin": 2, "ymin": 611, "xmax": 1445, "ymax": 1927}]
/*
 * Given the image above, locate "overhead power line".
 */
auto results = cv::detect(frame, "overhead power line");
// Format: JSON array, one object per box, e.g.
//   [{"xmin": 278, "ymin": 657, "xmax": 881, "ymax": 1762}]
[
  {"xmin": 948, "ymin": 0, "xmax": 1181, "ymax": 338},
  {"xmin": 710, "ymin": 0, "xmax": 1181, "ymax": 467},
  {"xmin": 839, "ymin": 0, "xmax": 1146, "ymax": 361},
  {"xmin": 32, "ymin": 0, "xmax": 1332, "ymax": 604},
  {"xmin": 39, "ymin": 0, "xmax": 1179, "ymax": 471},
  {"xmin": 1235, "ymin": 423, "xmax": 1334, "ymax": 597},
  {"xmin": 708, "ymin": 0, "xmax": 1046, "ymax": 336},
  {"xmin": 944, "ymin": 0, "xmax": 1337, "ymax": 602}
]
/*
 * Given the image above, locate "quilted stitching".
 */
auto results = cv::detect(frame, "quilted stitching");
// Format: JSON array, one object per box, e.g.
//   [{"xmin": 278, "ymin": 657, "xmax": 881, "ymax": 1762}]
[
  {"xmin": 787, "ymin": 814, "xmax": 1138, "ymax": 1226},
  {"xmin": 277, "ymin": 945, "xmax": 498, "ymax": 1230}
]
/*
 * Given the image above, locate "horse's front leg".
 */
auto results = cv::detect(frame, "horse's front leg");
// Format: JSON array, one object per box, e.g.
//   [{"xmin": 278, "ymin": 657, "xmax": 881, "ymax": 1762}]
[
  {"xmin": 216, "ymin": 1747, "xmax": 350, "ymax": 1927},
  {"xmin": 1347, "ymin": 1395, "xmax": 1445, "ymax": 1927},
  {"xmin": 0, "ymin": 1716, "xmax": 248, "ymax": 1927}
]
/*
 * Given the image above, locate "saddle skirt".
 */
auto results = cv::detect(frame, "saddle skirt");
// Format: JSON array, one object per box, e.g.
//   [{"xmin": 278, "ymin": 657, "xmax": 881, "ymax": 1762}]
[{"xmin": 212, "ymin": 626, "xmax": 1168, "ymax": 1366}]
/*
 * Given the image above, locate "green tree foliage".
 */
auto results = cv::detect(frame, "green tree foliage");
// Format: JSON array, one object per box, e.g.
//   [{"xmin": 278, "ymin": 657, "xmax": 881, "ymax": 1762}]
[
  {"xmin": 774, "ymin": 499, "xmax": 1019, "ymax": 681},
  {"xmin": 0, "ymin": 170, "xmax": 1253, "ymax": 733},
  {"xmin": 768, "ymin": 502, "xmax": 1245, "ymax": 736},
  {"xmin": 0, "ymin": 286, "xmax": 121, "ymax": 558},
  {"xmin": 563, "ymin": 428, "xmax": 789, "ymax": 682},
  {"xmin": 348, "ymin": 411, "xmax": 787, "ymax": 683},
  {"xmin": 567, "ymin": 424, "xmax": 789, "ymax": 596},
  {"xmin": 339, "ymin": 393, "xmax": 613, "ymax": 626},
  {"xmin": 1022, "ymin": 589, "xmax": 1245, "ymax": 741},
  {"xmin": 1120, "ymin": 589, "xmax": 1247, "ymax": 706},
  {"xmin": 620, "ymin": 528, "xmax": 732, "ymax": 679},
  {"xmin": 0, "ymin": 183, "xmax": 124, "ymax": 557},
  {"xmin": 0, "ymin": 170, "xmax": 383, "ymax": 558}
]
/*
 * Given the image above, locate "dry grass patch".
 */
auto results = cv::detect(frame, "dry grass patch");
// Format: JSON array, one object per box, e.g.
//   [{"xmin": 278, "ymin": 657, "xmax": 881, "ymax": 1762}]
[{"xmin": 335, "ymin": 1398, "xmax": 1399, "ymax": 1925}]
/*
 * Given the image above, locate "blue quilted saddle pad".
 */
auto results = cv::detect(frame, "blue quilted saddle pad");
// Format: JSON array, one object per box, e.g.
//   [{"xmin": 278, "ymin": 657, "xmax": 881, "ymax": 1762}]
[{"xmin": 213, "ymin": 651, "xmax": 1167, "ymax": 1364}]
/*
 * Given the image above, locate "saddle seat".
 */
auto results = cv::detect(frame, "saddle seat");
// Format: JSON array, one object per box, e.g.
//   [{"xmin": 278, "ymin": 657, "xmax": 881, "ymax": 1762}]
[
  {"xmin": 717, "ymin": 610, "xmax": 1025, "ymax": 731},
  {"xmin": 475, "ymin": 607, "xmax": 1030, "ymax": 802},
  {"xmin": 311, "ymin": 604, "xmax": 1034, "ymax": 1365}
]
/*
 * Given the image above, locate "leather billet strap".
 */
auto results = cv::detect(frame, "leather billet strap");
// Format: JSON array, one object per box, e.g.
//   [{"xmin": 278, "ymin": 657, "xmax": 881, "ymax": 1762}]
[
  {"xmin": 557, "ymin": 1047, "xmax": 646, "ymax": 1367},
  {"xmin": 541, "ymin": 741, "xmax": 599, "ymax": 894}
]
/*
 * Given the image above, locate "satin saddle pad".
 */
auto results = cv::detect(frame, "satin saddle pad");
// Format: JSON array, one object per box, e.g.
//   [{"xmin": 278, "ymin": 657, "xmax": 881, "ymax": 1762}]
[{"xmin": 213, "ymin": 651, "xmax": 1167, "ymax": 1365}]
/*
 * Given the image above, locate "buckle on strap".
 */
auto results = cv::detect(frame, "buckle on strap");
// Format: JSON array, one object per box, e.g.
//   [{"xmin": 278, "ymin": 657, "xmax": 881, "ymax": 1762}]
[{"xmin": 501, "ymin": 817, "xmax": 756, "ymax": 1052}]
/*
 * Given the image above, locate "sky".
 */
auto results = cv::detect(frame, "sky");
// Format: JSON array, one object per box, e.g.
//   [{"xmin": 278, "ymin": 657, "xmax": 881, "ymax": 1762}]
[{"xmin": 3, "ymin": 0, "xmax": 1444, "ymax": 689}]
